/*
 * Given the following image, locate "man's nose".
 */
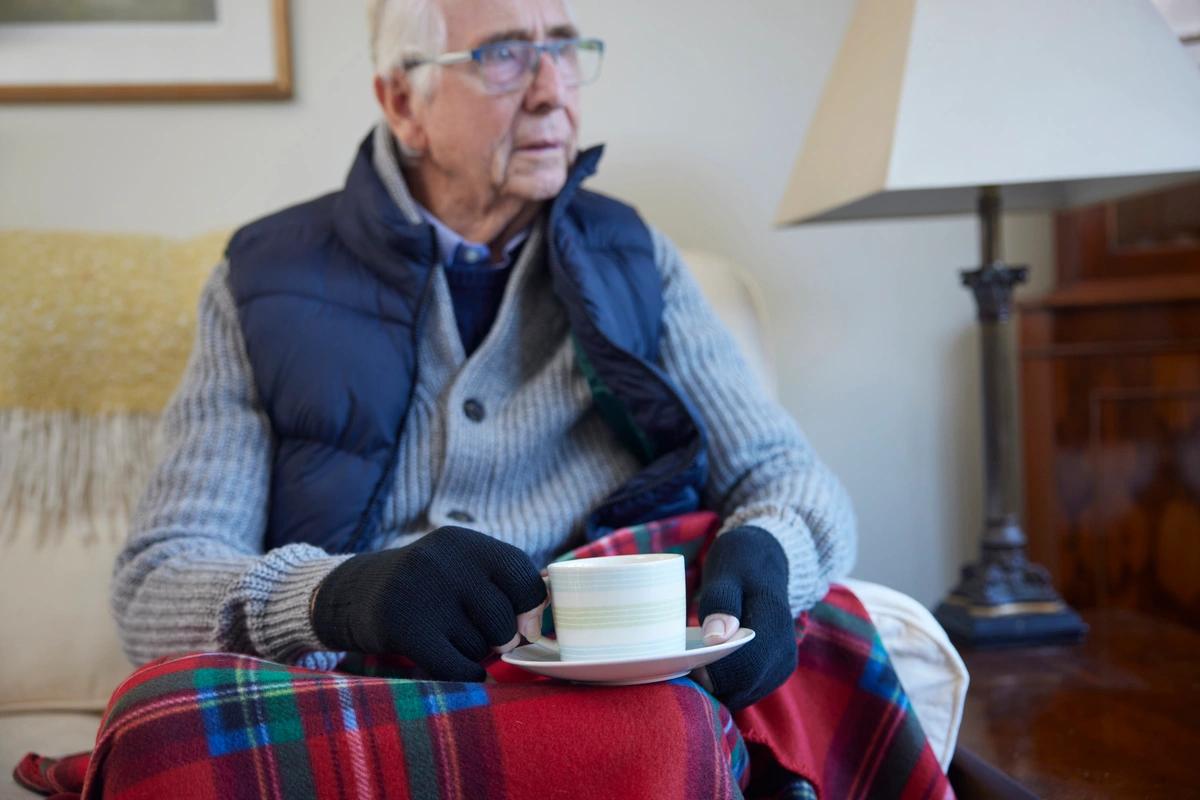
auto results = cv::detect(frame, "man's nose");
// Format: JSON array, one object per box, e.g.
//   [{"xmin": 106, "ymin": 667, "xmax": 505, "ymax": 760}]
[{"xmin": 524, "ymin": 50, "xmax": 567, "ymax": 111}]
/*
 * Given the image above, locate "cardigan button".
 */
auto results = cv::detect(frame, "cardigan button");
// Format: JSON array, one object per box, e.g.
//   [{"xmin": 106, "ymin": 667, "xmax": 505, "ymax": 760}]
[
  {"xmin": 463, "ymin": 398, "xmax": 486, "ymax": 422},
  {"xmin": 447, "ymin": 510, "xmax": 475, "ymax": 524}
]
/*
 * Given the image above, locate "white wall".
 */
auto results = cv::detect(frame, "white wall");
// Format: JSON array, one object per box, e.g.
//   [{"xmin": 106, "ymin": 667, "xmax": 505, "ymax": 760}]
[{"xmin": 0, "ymin": 0, "xmax": 1054, "ymax": 608}]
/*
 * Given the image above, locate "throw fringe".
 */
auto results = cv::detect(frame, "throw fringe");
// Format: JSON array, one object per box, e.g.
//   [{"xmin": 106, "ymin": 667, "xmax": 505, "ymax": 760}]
[{"xmin": 0, "ymin": 409, "xmax": 161, "ymax": 545}]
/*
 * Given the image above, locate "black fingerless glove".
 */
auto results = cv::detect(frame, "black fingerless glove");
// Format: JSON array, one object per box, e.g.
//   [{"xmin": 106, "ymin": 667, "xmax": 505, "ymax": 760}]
[
  {"xmin": 311, "ymin": 526, "xmax": 547, "ymax": 682},
  {"xmin": 698, "ymin": 526, "xmax": 797, "ymax": 710}
]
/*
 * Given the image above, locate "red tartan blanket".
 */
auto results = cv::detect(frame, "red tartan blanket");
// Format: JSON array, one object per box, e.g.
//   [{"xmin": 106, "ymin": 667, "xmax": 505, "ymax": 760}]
[{"xmin": 13, "ymin": 512, "xmax": 954, "ymax": 799}]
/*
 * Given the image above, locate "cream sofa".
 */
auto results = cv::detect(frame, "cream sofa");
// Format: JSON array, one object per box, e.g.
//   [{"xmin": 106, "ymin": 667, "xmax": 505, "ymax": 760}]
[{"xmin": 0, "ymin": 230, "xmax": 967, "ymax": 799}]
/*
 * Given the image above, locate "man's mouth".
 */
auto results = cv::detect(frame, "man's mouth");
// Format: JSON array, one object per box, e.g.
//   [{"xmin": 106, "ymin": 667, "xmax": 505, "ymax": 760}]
[{"xmin": 517, "ymin": 140, "xmax": 562, "ymax": 152}]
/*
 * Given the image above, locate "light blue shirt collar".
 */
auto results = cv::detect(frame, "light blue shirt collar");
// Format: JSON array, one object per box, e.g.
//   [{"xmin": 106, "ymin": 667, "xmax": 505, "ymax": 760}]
[{"xmin": 415, "ymin": 202, "xmax": 530, "ymax": 270}]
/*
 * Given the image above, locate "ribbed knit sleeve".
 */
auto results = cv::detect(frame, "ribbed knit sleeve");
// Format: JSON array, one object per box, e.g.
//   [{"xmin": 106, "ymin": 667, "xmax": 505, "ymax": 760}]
[
  {"xmin": 110, "ymin": 260, "xmax": 350, "ymax": 669},
  {"xmin": 652, "ymin": 228, "xmax": 858, "ymax": 615}
]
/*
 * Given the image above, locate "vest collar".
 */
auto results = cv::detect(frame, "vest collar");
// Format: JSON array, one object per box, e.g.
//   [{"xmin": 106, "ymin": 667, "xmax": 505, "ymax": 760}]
[
  {"xmin": 332, "ymin": 134, "xmax": 436, "ymax": 302},
  {"xmin": 369, "ymin": 121, "xmax": 423, "ymax": 225},
  {"xmin": 551, "ymin": 145, "xmax": 604, "ymax": 223}
]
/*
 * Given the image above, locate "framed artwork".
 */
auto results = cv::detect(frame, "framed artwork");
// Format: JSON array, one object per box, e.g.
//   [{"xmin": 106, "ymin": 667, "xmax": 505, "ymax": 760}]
[
  {"xmin": 0, "ymin": 0, "xmax": 292, "ymax": 102},
  {"xmin": 1151, "ymin": 0, "xmax": 1200, "ymax": 66}
]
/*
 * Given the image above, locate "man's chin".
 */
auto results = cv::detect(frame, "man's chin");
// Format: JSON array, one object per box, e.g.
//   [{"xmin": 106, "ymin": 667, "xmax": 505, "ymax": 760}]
[{"xmin": 506, "ymin": 170, "xmax": 569, "ymax": 202}]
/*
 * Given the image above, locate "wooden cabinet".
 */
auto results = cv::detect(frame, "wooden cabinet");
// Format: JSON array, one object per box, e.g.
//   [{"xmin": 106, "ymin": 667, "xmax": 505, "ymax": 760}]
[{"xmin": 1019, "ymin": 180, "xmax": 1200, "ymax": 629}]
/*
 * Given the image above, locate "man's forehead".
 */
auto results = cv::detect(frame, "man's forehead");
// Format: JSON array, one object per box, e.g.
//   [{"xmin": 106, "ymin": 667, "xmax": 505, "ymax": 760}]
[{"xmin": 441, "ymin": 0, "xmax": 576, "ymax": 48}]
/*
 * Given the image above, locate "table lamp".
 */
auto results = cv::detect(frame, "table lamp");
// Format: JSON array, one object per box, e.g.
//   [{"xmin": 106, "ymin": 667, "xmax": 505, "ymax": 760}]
[{"xmin": 776, "ymin": 0, "xmax": 1200, "ymax": 646}]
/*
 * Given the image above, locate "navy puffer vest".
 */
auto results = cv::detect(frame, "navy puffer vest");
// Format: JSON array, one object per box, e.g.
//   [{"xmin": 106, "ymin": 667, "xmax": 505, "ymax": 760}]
[{"xmin": 225, "ymin": 131, "xmax": 708, "ymax": 554}]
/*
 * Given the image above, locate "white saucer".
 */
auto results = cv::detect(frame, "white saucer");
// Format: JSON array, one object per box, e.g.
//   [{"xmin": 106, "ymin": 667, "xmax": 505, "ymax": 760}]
[{"xmin": 501, "ymin": 627, "xmax": 755, "ymax": 686}]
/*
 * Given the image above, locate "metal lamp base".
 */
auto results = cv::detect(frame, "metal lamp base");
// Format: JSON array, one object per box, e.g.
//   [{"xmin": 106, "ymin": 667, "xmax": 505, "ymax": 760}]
[
  {"xmin": 934, "ymin": 551, "xmax": 1087, "ymax": 648},
  {"xmin": 934, "ymin": 603, "xmax": 1086, "ymax": 647}
]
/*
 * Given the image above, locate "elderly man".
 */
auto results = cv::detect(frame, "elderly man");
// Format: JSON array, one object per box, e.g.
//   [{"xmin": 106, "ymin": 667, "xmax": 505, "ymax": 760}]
[{"xmin": 112, "ymin": 0, "xmax": 855, "ymax": 716}]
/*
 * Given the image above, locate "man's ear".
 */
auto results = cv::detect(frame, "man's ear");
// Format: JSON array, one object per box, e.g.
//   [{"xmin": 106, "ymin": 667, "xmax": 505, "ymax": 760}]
[{"xmin": 374, "ymin": 73, "xmax": 428, "ymax": 155}]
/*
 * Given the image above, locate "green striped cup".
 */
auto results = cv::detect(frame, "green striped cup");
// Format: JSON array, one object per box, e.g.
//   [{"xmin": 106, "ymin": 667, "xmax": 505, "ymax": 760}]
[{"xmin": 546, "ymin": 553, "xmax": 686, "ymax": 662}]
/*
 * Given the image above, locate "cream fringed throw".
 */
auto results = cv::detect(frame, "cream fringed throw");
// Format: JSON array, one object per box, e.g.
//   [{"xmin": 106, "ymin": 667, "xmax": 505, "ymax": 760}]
[{"xmin": 0, "ymin": 229, "xmax": 225, "ymax": 711}]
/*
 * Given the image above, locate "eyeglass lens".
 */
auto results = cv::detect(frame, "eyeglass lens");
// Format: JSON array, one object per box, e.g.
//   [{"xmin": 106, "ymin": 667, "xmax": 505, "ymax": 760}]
[{"xmin": 478, "ymin": 40, "xmax": 602, "ymax": 92}]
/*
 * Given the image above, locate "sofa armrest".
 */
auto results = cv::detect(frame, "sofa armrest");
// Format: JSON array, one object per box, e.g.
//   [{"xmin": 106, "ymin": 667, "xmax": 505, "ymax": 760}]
[{"xmin": 839, "ymin": 578, "xmax": 969, "ymax": 771}]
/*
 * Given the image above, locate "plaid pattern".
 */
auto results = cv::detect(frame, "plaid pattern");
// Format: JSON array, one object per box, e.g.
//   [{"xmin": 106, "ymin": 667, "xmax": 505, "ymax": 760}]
[{"xmin": 13, "ymin": 512, "xmax": 953, "ymax": 799}]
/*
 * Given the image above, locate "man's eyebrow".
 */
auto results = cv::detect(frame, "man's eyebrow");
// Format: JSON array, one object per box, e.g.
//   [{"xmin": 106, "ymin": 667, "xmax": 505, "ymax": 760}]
[
  {"xmin": 546, "ymin": 24, "xmax": 579, "ymax": 40},
  {"xmin": 473, "ymin": 24, "xmax": 580, "ymax": 48}
]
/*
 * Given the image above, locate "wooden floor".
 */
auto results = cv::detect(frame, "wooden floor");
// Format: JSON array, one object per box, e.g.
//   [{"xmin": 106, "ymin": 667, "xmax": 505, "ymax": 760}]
[{"xmin": 955, "ymin": 609, "xmax": 1200, "ymax": 799}]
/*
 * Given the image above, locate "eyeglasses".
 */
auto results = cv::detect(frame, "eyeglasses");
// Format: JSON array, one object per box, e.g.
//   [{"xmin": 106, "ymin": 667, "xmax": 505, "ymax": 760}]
[{"xmin": 403, "ymin": 37, "xmax": 605, "ymax": 95}]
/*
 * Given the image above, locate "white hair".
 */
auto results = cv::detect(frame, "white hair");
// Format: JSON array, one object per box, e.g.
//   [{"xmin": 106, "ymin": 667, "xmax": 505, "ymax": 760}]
[{"xmin": 367, "ymin": 0, "xmax": 447, "ymax": 98}]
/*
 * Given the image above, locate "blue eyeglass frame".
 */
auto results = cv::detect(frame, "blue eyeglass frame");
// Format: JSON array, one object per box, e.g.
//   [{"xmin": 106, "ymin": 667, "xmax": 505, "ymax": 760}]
[{"xmin": 402, "ymin": 37, "xmax": 605, "ymax": 88}]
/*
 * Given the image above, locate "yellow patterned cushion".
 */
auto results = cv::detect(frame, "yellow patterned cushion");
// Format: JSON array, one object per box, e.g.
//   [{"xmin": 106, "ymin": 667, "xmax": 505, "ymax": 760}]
[{"xmin": 0, "ymin": 230, "xmax": 228, "ymax": 413}]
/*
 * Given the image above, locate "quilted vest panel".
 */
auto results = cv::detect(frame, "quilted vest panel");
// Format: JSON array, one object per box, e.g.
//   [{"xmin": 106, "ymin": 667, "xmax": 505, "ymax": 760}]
[{"xmin": 226, "ymin": 132, "xmax": 707, "ymax": 553}]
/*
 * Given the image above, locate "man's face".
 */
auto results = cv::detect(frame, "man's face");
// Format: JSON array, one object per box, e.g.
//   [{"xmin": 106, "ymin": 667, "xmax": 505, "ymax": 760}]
[{"xmin": 411, "ymin": 0, "xmax": 581, "ymax": 206}]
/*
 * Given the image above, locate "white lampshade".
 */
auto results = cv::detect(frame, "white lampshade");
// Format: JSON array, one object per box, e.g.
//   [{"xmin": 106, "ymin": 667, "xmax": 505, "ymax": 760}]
[{"xmin": 777, "ymin": 0, "xmax": 1200, "ymax": 225}]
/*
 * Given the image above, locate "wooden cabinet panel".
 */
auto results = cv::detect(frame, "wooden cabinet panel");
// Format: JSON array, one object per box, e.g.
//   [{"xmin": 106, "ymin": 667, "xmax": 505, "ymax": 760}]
[
  {"xmin": 1093, "ymin": 389, "xmax": 1200, "ymax": 620},
  {"xmin": 1056, "ymin": 181, "xmax": 1200, "ymax": 284},
  {"xmin": 1022, "ymin": 314, "xmax": 1200, "ymax": 626},
  {"xmin": 1020, "ymin": 180, "xmax": 1200, "ymax": 629}
]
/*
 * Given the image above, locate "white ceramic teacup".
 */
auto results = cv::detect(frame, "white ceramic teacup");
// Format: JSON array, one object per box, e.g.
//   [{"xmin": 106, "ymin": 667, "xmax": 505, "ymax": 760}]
[{"xmin": 545, "ymin": 553, "xmax": 686, "ymax": 662}]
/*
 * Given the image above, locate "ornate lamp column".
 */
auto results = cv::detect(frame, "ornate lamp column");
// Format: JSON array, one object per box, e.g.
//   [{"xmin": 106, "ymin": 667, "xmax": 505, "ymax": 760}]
[{"xmin": 933, "ymin": 186, "xmax": 1087, "ymax": 646}]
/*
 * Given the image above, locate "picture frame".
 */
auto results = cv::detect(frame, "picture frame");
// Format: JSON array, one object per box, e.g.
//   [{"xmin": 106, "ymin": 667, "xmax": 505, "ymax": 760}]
[{"xmin": 0, "ymin": 0, "xmax": 292, "ymax": 102}]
